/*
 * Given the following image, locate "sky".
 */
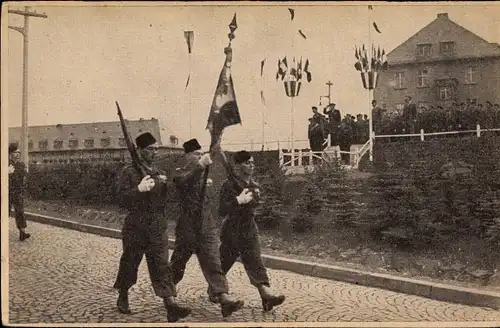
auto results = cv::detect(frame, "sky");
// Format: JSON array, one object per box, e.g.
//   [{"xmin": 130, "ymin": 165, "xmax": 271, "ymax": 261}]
[{"xmin": 5, "ymin": 2, "xmax": 500, "ymax": 150}]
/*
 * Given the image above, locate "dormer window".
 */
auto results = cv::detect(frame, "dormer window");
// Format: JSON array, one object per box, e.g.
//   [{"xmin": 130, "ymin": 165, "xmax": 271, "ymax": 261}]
[
  {"xmin": 53, "ymin": 140, "xmax": 63, "ymax": 150},
  {"xmin": 416, "ymin": 43, "xmax": 432, "ymax": 57},
  {"xmin": 440, "ymin": 41, "xmax": 455, "ymax": 55}
]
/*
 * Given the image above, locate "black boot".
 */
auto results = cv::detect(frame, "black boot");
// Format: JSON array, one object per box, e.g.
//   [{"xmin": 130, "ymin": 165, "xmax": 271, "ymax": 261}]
[
  {"xmin": 19, "ymin": 231, "xmax": 30, "ymax": 241},
  {"xmin": 220, "ymin": 299, "xmax": 244, "ymax": 318},
  {"xmin": 207, "ymin": 287, "xmax": 219, "ymax": 304},
  {"xmin": 262, "ymin": 294, "xmax": 285, "ymax": 312},
  {"xmin": 164, "ymin": 301, "xmax": 191, "ymax": 323},
  {"xmin": 117, "ymin": 290, "xmax": 131, "ymax": 314}
]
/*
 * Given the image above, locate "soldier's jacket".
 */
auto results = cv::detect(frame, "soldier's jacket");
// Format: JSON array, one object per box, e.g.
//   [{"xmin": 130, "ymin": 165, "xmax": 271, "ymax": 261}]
[
  {"xmin": 172, "ymin": 158, "xmax": 216, "ymax": 221},
  {"xmin": 219, "ymin": 177, "xmax": 260, "ymax": 226},
  {"xmin": 9, "ymin": 160, "xmax": 26, "ymax": 197},
  {"xmin": 116, "ymin": 164, "xmax": 168, "ymax": 220}
]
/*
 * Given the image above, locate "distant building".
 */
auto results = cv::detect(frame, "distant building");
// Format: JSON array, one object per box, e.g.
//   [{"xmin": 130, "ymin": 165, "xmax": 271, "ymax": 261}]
[
  {"xmin": 374, "ymin": 13, "xmax": 500, "ymax": 110},
  {"xmin": 8, "ymin": 118, "xmax": 182, "ymax": 165}
]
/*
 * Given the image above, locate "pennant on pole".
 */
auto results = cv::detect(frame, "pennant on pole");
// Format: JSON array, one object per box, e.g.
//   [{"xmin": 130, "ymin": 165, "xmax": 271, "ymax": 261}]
[
  {"xmin": 373, "ymin": 22, "xmax": 382, "ymax": 34},
  {"xmin": 260, "ymin": 90, "xmax": 266, "ymax": 105},
  {"xmin": 261, "ymin": 59, "xmax": 265, "ymax": 77},
  {"xmin": 303, "ymin": 59, "xmax": 312, "ymax": 82},
  {"xmin": 298, "ymin": 29, "xmax": 307, "ymax": 39},
  {"xmin": 288, "ymin": 8, "xmax": 295, "ymax": 20},
  {"xmin": 184, "ymin": 31, "xmax": 194, "ymax": 54},
  {"xmin": 185, "ymin": 74, "xmax": 190, "ymax": 90}
]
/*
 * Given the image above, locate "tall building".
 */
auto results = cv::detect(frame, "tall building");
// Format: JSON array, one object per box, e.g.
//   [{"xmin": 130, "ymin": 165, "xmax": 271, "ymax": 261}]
[
  {"xmin": 8, "ymin": 117, "xmax": 180, "ymax": 151},
  {"xmin": 374, "ymin": 13, "xmax": 500, "ymax": 111}
]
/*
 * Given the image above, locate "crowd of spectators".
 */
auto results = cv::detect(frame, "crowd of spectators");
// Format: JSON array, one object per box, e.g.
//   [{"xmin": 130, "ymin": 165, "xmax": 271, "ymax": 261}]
[
  {"xmin": 307, "ymin": 96, "xmax": 500, "ymax": 164},
  {"xmin": 373, "ymin": 97, "xmax": 500, "ymax": 135}
]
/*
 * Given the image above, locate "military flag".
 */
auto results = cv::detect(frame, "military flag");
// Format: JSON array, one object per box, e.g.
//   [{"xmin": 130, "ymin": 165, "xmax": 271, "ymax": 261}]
[{"xmin": 206, "ymin": 15, "xmax": 241, "ymax": 148}]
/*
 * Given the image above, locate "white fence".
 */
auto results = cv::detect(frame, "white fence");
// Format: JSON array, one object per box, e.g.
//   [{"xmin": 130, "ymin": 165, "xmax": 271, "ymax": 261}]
[
  {"xmin": 278, "ymin": 124, "xmax": 500, "ymax": 173},
  {"xmin": 375, "ymin": 124, "xmax": 500, "ymax": 141}
]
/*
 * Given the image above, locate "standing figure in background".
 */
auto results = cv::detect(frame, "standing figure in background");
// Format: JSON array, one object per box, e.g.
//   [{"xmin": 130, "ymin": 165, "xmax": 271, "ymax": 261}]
[
  {"xmin": 113, "ymin": 132, "xmax": 191, "ymax": 322},
  {"xmin": 170, "ymin": 138, "xmax": 244, "ymax": 318},
  {"xmin": 402, "ymin": 95, "xmax": 417, "ymax": 133},
  {"xmin": 208, "ymin": 150, "xmax": 286, "ymax": 311},
  {"xmin": 324, "ymin": 103, "xmax": 342, "ymax": 146},
  {"xmin": 8, "ymin": 143, "xmax": 30, "ymax": 241}
]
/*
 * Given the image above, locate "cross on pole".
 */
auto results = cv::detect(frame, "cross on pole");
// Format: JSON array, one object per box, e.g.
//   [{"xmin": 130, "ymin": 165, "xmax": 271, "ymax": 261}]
[
  {"xmin": 326, "ymin": 80, "xmax": 333, "ymax": 104},
  {"xmin": 8, "ymin": 6, "xmax": 48, "ymax": 169}
]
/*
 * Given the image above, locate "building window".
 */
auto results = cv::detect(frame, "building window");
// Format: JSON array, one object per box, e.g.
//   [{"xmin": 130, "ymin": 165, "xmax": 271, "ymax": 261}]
[
  {"xmin": 100, "ymin": 137, "xmax": 111, "ymax": 148},
  {"xmin": 465, "ymin": 67, "xmax": 477, "ymax": 84},
  {"xmin": 393, "ymin": 72, "xmax": 405, "ymax": 89},
  {"xmin": 439, "ymin": 86, "xmax": 451, "ymax": 100},
  {"xmin": 28, "ymin": 140, "xmax": 33, "ymax": 150},
  {"xmin": 440, "ymin": 42, "xmax": 455, "ymax": 55},
  {"xmin": 416, "ymin": 44, "xmax": 432, "ymax": 57},
  {"xmin": 118, "ymin": 138, "xmax": 127, "ymax": 147},
  {"xmin": 39, "ymin": 140, "xmax": 48, "ymax": 150},
  {"xmin": 69, "ymin": 139, "xmax": 79, "ymax": 149},
  {"xmin": 53, "ymin": 140, "xmax": 63, "ymax": 150},
  {"xmin": 417, "ymin": 69, "xmax": 429, "ymax": 88},
  {"xmin": 84, "ymin": 138, "xmax": 94, "ymax": 148}
]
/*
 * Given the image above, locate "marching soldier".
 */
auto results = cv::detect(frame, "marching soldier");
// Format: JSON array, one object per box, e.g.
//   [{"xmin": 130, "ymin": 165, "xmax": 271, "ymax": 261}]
[
  {"xmin": 113, "ymin": 132, "xmax": 191, "ymax": 322},
  {"xmin": 208, "ymin": 150, "xmax": 285, "ymax": 312},
  {"xmin": 170, "ymin": 138, "xmax": 244, "ymax": 318},
  {"xmin": 8, "ymin": 143, "xmax": 31, "ymax": 241}
]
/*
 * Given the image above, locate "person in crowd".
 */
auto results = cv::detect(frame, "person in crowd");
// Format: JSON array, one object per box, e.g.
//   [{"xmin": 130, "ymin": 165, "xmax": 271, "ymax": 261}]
[
  {"xmin": 113, "ymin": 132, "xmax": 191, "ymax": 322},
  {"xmin": 169, "ymin": 138, "xmax": 244, "ymax": 318},
  {"xmin": 372, "ymin": 100, "xmax": 383, "ymax": 135},
  {"xmin": 402, "ymin": 95, "xmax": 417, "ymax": 133},
  {"xmin": 208, "ymin": 150, "xmax": 286, "ymax": 311},
  {"xmin": 8, "ymin": 143, "xmax": 30, "ymax": 241}
]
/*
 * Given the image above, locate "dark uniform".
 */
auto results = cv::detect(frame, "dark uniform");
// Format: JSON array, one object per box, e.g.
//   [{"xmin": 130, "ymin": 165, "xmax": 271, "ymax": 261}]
[
  {"xmin": 9, "ymin": 159, "xmax": 28, "ymax": 237},
  {"xmin": 218, "ymin": 177, "xmax": 269, "ymax": 287},
  {"xmin": 169, "ymin": 159, "xmax": 229, "ymax": 294},
  {"xmin": 113, "ymin": 164, "xmax": 176, "ymax": 299}
]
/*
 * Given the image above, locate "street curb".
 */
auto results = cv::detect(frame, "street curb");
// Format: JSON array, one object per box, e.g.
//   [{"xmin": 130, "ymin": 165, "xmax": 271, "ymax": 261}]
[{"xmin": 24, "ymin": 212, "xmax": 500, "ymax": 310}]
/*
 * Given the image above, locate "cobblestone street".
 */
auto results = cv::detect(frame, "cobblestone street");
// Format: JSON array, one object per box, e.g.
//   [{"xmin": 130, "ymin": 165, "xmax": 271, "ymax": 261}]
[{"xmin": 6, "ymin": 220, "xmax": 500, "ymax": 324}]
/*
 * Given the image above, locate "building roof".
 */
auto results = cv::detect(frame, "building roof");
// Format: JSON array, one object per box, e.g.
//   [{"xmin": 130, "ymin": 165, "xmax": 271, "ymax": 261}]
[
  {"xmin": 388, "ymin": 13, "xmax": 500, "ymax": 65},
  {"xmin": 9, "ymin": 118, "xmax": 163, "ymax": 145}
]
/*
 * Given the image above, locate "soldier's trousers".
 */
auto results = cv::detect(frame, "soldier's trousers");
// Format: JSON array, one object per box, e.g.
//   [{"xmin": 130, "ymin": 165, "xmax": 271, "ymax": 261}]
[
  {"xmin": 219, "ymin": 218, "xmax": 270, "ymax": 288},
  {"xmin": 9, "ymin": 194, "xmax": 27, "ymax": 230},
  {"xmin": 170, "ymin": 217, "xmax": 229, "ymax": 295},
  {"xmin": 113, "ymin": 219, "xmax": 176, "ymax": 298}
]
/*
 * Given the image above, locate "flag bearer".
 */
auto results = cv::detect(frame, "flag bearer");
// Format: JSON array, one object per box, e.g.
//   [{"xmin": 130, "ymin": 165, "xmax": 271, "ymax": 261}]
[
  {"xmin": 170, "ymin": 138, "xmax": 244, "ymax": 318},
  {"xmin": 209, "ymin": 150, "xmax": 286, "ymax": 312},
  {"xmin": 113, "ymin": 132, "xmax": 191, "ymax": 322}
]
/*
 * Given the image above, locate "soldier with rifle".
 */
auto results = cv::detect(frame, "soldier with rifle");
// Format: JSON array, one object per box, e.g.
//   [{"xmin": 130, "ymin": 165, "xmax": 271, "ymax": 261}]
[
  {"xmin": 113, "ymin": 103, "xmax": 190, "ymax": 322},
  {"xmin": 208, "ymin": 150, "xmax": 286, "ymax": 312},
  {"xmin": 169, "ymin": 138, "xmax": 244, "ymax": 318}
]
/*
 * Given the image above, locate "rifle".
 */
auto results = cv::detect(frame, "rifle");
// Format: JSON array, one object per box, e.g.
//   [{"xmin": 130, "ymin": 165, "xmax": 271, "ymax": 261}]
[{"xmin": 115, "ymin": 101, "xmax": 149, "ymax": 178}]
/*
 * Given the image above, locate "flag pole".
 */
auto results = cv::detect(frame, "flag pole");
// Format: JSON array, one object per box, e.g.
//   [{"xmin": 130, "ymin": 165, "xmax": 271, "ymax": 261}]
[
  {"xmin": 189, "ymin": 54, "xmax": 192, "ymax": 138},
  {"xmin": 367, "ymin": 5, "xmax": 374, "ymax": 163}
]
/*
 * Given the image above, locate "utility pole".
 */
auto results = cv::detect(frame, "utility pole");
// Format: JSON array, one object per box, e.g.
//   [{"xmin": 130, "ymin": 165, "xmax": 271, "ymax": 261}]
[{"xmin": 8, "ymin": 6, "xmax": 48, "ymax": 168}]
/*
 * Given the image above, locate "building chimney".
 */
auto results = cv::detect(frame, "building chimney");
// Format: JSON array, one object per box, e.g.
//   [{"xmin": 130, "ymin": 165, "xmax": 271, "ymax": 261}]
[{"xmin": 437, "ymin": 13, "xmax": 448, "ymax": 19}]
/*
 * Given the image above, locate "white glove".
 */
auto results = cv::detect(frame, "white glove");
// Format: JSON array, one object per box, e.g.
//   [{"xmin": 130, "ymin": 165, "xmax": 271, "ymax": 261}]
[
  {"xmin": 236, "ymin": 188, "xmax": 253, "ymax": 205},
  {"xmin": 8, "ymin": 164, "xmax": 15, "ymax": 174},
  {"xmin": 198, "ymin": 153, "xmax": 213, "ymax": 168},
  {"xmin": 138, "ymin": 175, "xmax": 155, "ymax": 192},
  {"xmin": 206, "ymin": 178, "xmax": 213, "ymax": 187},
  {"xmin": 158, "ymin": 175, "xmax": 167, "ymax": 183}
]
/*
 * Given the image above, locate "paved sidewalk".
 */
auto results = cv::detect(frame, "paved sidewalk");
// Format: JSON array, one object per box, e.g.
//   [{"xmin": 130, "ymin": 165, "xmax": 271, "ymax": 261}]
[{"xmin": 6, "ymin": 220, "xmax": 500, "ymax": 324}]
